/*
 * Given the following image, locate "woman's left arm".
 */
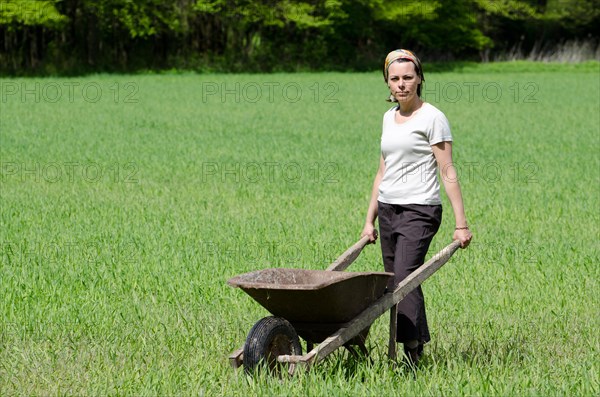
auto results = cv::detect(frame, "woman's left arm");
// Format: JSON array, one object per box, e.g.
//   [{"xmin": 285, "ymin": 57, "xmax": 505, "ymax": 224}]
[{"xmin": 432, "ymin": 141, "xmax": 472, "ymax": 248}]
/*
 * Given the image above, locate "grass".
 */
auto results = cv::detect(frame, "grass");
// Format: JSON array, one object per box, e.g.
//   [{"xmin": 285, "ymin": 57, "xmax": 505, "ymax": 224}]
[{"xmin": 1, "ymin": 61, "xmax": 599, "ymax": 395}]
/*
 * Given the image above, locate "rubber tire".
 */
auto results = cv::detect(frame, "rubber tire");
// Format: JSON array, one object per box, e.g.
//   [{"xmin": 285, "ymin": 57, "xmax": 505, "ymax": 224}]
[{"xmin": 243, "ymin": 316, "xmax": 301, "ymax": 375}]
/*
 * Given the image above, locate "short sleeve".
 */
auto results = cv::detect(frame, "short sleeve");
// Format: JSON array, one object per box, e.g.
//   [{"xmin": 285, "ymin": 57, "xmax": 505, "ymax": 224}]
[{"xmin": 428, "ymin": 112, "xmax": 453, "ymax": 145}]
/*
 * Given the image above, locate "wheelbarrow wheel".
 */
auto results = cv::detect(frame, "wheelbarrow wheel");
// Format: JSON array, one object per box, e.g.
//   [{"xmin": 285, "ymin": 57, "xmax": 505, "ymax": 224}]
[{"xmin": 243, "ymin": 316, "xmax": 301, "ymax": 375}]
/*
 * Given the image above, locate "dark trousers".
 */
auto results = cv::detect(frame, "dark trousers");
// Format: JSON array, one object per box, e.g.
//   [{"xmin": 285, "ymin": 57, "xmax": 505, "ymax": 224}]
[{"xmin": 378, "ymin": 201, "xmax": 442, "ymax": 344}]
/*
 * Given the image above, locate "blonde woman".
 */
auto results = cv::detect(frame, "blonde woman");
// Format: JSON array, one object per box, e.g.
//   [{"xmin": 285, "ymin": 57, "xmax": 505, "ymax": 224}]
[{"xmin": 361, "ymin": 49, "xmax": 472, "ymax": 365}]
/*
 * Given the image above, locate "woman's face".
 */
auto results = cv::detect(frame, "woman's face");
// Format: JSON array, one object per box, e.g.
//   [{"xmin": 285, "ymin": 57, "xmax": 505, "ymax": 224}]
[{"xmin": 387, "ymin": 61, "xmax": 421, "ymax": 104}]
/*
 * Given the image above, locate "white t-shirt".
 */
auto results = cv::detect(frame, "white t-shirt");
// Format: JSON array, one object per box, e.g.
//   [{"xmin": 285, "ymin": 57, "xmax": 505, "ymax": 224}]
[{"xmin": 378, "ymin": 103, "xmax": 453, "ymax": 205}]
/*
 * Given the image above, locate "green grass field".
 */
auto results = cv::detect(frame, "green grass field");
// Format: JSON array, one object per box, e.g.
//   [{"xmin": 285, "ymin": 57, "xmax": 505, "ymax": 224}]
[{"xmin": 1, "ymin": 62, "xmax": 599, "ymax": 395}]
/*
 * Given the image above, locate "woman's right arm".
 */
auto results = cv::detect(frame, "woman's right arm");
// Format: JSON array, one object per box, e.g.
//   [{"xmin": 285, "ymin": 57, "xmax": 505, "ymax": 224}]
[{"xmin": 361, "ymin": 155, "xmax": 385, "ymax": 243}]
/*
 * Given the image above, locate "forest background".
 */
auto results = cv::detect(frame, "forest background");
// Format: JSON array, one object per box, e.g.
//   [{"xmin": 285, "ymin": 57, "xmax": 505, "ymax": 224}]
[{"xmin": 1, "ymin": 0, "xmax": 599, "ymax": 75}]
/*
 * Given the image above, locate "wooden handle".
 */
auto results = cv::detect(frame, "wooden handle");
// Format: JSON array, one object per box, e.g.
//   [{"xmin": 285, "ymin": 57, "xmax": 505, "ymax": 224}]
[{"xmin": 326, "ymin": 235, "xmax": 372, "ymax": 271}]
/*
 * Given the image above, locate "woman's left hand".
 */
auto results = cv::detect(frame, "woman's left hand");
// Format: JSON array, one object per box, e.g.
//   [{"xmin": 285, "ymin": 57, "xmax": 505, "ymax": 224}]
[{"xmin": 453, "ymin": 228, "xmax": 472, "ymax": 248}]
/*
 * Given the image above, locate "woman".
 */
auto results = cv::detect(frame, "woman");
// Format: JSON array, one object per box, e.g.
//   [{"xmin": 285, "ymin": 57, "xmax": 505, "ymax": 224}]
[{"xmin": 361, "ymin": 49, "xmax": 472, "ymax": 365}]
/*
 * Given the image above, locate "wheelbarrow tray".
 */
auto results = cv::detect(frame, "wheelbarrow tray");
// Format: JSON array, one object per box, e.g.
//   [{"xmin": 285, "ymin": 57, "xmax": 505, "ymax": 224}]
[{"xmin": 228, "ymin": 268, "xmax": 393, "ymax": 342}]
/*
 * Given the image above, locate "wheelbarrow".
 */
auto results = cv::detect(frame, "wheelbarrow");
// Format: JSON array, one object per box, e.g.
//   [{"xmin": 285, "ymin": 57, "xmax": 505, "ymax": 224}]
[{"xmin": 228, "ymin": 237, "xmax": 461, "ymax": 374}]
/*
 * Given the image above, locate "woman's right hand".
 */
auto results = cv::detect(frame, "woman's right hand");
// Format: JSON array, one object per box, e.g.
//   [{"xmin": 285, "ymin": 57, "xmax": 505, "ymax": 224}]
[{"xmin": 361, "ymin": 223, "xmax": 378, "ymax": 244}]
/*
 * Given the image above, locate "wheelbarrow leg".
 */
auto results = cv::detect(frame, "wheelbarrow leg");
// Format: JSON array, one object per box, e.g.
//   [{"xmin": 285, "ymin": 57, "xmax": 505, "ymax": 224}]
[{"xmin": 388, "ymin": 303, "xmax": 397, "ymax": 360}]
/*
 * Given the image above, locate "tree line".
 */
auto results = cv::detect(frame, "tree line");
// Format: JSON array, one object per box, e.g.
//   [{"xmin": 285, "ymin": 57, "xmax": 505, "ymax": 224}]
[{"xmin": 0, "ymin": 0, "xmax": 598, "ymax": 75}]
